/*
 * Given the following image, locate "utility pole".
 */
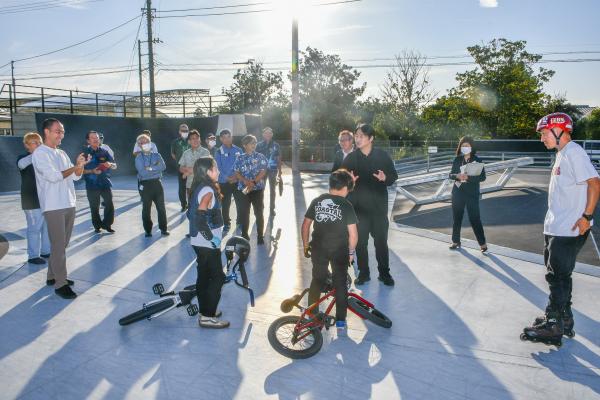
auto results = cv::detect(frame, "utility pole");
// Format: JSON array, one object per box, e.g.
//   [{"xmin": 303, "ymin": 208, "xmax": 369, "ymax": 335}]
[
  {"xmin": 291, "ymin": 19, "xmax": 299, "ymax": 172},
  {"xmin": 11, "ymin": 60, "xmax": 17, "ymax": 114},
  {"xmin": 145, "ymin": 0, "xmax": 156, "ymax": 117},
  {"xmin": 137, "ymin": 39, "xmax": 144, "ymax": 117}
]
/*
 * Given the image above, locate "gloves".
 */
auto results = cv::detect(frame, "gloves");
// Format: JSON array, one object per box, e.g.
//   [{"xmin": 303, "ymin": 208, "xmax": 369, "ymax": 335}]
[
  {"xmin": 303, "ymin": 245, "xmax": 312, "ymax": 258},
  {"xmin": 210, "ymin": 237, "xmax": 222, "ymax": 249}
]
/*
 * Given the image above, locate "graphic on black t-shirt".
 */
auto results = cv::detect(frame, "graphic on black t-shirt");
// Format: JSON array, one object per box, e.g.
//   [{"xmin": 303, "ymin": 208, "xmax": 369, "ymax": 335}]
[{"xmin": 314, "ymin": 198, "xmax": 342, "ymax": 222}]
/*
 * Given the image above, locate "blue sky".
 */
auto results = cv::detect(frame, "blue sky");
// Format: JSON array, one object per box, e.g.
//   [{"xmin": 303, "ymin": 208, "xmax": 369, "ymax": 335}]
[{"xmin": 1, "ymin": 0, "xmax": 599, "ymax": 106}]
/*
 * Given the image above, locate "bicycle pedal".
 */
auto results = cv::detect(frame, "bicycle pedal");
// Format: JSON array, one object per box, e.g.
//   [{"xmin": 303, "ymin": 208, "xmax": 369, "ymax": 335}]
[
  {"xmin": 152, "ymin": 283, "xmax": 165, "ymax": 295},
  {"xmin": 186, "ymin": 304, "xmax": 199, "ymax": 316}
]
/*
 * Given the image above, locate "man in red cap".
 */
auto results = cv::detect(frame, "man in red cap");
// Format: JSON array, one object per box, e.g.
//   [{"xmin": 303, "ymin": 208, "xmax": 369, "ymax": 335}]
[{"xmin": 521, "ymin": 113, "xmax": 600, "ymax": 346}]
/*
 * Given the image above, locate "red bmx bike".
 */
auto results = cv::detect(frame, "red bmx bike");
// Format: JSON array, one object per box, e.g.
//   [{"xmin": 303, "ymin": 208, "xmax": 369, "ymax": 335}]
[{"xmin": 268, "ymin": 278, "xmax": 392, "ymax": 359}]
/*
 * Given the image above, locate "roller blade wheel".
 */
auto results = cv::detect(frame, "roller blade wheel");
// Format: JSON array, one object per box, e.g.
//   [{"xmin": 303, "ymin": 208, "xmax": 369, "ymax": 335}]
[{"xmin": 520, "ymin": 332, "xmax": 562, "ymax": 348}]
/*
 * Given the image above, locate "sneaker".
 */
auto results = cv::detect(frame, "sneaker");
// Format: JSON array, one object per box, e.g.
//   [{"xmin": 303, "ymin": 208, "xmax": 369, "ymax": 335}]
[
  {"xmin": 28, "ymin": 257, "xmax": 46, "ymax": 265},
  {"xmin": 161, "ymin": 230, "xmax": 170, "ymax": 236},
  {"xmin": 55, "ymin": 284, "xmax": 77, "ymax": 299},
  {"xmin": 40, "ymin": 253, "xmax": 50, "ymax": 259},
  {"xmin": 480, "ymin": 245, "xmax": 488, "ymax": 253},
  {"xmin": 449, "ymin": 243, "xmax": 461, "ymax": 250},
  {"xmin": 354, "ymin": 274, "xmax": 371, "ymax": 285},
  {"xmin": 198, "ymin": 315, "xmax": 230, "ymax": 329},
  {"xmin": 378, "ymin": 275, "xmax": 395, "ymax": 286},
  {"xmin": 47, "ymin": 278, "xmax": 74, "ymax": 286}
]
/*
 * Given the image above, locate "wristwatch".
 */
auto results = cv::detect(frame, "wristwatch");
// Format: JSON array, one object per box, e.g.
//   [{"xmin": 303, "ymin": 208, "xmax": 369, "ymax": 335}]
[{"xmin": 582, "ymin": 213, "xmax": 594, "ymax": 221}]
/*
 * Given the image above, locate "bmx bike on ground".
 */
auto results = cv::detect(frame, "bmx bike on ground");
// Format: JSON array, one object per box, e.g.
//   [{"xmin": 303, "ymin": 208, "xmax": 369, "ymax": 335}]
[
  {"xmin": 119, "ymin": 236, "xmax": 255, "ymax": 326},
  {"xmin": 268, "ymin": 274, "xmax": 392, "ymax": 359}
]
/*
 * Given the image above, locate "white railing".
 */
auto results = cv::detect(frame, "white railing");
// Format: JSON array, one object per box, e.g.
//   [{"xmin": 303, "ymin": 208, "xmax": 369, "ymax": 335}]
[{"xmin": 395, "ymin": 157, "xmax": 534, "ymax": 205}]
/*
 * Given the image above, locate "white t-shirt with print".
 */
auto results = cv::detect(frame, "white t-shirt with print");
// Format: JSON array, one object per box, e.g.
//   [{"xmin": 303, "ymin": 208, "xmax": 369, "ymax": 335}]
[
  {"xmin": 544, "ymin": 141, "xmax": 599, "ymax": 236},
  {"xmin": 190, "ymin": 186, "xmax": 223, "ymax": 248}
]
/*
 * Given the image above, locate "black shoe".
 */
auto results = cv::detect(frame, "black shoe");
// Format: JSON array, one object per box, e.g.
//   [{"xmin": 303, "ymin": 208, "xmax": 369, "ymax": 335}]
[
  {"xmin": 257, "ymin": 236, "xmax": 265, "ymax": 245},
  {"xmin": 55, "ymin": 284, "xmax": 77, "ymax": 299},
  {"xmin": 94, "ymin": 228, "xmax": 102, "ymax": 233},
  {"xmin": 40, "ymin": 253, "xmax": 50, "ymax": 259},
  {"xmin": 480, "ymin": 245, "xmax": 488, "ymax": 253},
  {"xmin": 161, "ymin": 230, "xmax": 170, "ymax": 236},
  {"xmin": 28, "ymin": 257, "xmax": 46, "ymax": 265},
  {"xmin": 47, "ymin": 278, "xmax": 74, "ymax": 286},
  {"xmin": 270, "ymin": 209, "xmax": 276, "ymax": 216},
  {"xmin": 145, "ymin": 232, "xmax": 152, "ymax": 237},
  {"xmin": 181, "ymin": 206, "xmax": 187, "ymax": 212},
  {"xmin": 185, "ymin": 233, "xmax": 191, "ymax": 238},
  {"xmin": 354, "ymin": 275, "xmax": 371, "ymax": 285},
  {"xmin": 449, "ymin": 243, "xmax": 461, "ymax": 250},
  {"xmin": 104, "ymin": 226, "xmax": 115, "ymax": 233},
  {"xmin": 378, "ymin": 275, "xmax": 395, "ymax": 286}
]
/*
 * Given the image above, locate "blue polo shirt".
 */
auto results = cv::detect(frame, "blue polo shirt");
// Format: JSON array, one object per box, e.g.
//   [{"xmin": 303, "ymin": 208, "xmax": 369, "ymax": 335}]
[
  {"xmin": 83, "ymin": 146, "xmax": 114, "ymax": 190},
  {"xmin": 135, "ymin": 152, "xmax": 166, "ymax": 181},
  {"xmin": 256, "ymin": 140, "xmax": 281, "ymax": 170},
  {"xmin": 233, "ymin": 151, "xmax": 268, "ymax": 191},
  {"xmin": 215, "ymin": 144, "xmax": 242, "ymax": 184}
]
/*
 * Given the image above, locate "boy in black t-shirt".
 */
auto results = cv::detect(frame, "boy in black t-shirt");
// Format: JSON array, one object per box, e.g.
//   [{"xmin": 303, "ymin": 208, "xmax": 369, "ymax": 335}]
[{"xmin": 302, "ymin": 169, "xmax": 358, "ymax": 329}]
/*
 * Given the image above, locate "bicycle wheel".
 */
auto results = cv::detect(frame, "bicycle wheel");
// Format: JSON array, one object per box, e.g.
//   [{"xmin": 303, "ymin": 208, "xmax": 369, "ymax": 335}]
[
  {"xmin": 118, "ymin": 298, "xmax": 175, "ymax": 326},
  {"xmin": 348, "ymin": 296, "xmax": 392, "ymax": 328},
  {"xmin": 268, "ymin": 315, "xmax": 323, "ymax": 359}
]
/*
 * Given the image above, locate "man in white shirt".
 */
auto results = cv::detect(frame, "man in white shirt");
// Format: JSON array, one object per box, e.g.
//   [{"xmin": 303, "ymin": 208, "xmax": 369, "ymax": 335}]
[
  {"xmin": 522, "ymin": 113, "xmax": 600, "ymax": 346},
  {"xmin": 33, "ymin": 118, "xmax": 88, "ymax": 299}
]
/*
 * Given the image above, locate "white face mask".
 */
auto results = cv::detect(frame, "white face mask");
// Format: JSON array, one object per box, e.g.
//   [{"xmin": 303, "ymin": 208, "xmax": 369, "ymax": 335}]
[
  {"xmin": 141, "ymin": 143, "xmax": 152, "ymax": 152},
  {"xmin": 460, "ymin": 146, "xmax": 472, "ymax": 155},
  {"xmin": 208, "ymin": 140, "xmax": 216, "ymax": 149},
  {"xmin": 180, "ymin": 131, "xmax": 189, "ymax": 139}
]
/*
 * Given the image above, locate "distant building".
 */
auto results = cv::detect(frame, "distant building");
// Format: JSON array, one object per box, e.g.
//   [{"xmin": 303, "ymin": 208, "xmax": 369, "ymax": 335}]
[{"xmin": 574, "ymin": 105, "xmax": 597, "ymax": 119}]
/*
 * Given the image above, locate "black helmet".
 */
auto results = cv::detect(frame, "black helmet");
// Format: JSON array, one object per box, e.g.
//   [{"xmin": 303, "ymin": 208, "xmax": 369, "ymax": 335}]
[{"xmin": 225, "ymin": 236, "xmax": 251, "ymax": 262}]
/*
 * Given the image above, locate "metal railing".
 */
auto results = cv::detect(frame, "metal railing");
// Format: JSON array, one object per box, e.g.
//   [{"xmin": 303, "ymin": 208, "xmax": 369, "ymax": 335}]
[{"xmin": 395, "ymin": 157, "xmax": 535, "ymax": 205}]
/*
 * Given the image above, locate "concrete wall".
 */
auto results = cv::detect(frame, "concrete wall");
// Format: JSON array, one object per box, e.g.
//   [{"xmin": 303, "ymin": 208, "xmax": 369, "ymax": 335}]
[
  {"xmin": 0, "ymin": 112, "xmax": 262, "ymax": 193},
  {"xmin": 11, "ymin": 114, "xmax": 37, "ymax": 137}
]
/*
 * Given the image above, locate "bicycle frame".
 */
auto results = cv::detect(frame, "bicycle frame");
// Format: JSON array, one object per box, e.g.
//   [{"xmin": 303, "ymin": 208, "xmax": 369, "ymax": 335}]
[{"xmin": 290, "ymin": 289, "xmax": 374, "ymax": 344}]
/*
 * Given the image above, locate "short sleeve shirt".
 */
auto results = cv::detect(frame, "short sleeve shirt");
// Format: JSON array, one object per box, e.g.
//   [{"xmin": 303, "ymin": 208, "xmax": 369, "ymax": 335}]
[
  {"xmin": 544, "ymin": 141, "xmax": 599, "ymax": 236},
  {"xmin": 305, "ymin": 194, "xmax": 358, "ymax": 249},
  {"xmin": 256, "ymin": 140, "xmax": 281, "ymax": 170},
  {"xmin": 179, "ymin": 147, "xmax": 211, "ymax": 188},
  {"xmin": 233, "ymin": 152, "xmax": 268, "ymax": 191}
]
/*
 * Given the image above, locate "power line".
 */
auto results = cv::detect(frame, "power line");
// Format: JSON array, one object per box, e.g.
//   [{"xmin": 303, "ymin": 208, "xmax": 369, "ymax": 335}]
[
  {"xmin": 5, "ymin": 68, "xmax": 138, "ymax": 81},
  {"xmin": 0, "ymin": 0, "xmax": 103, "ymax": 15},
  {"xmin": 156, "ymin": 1, "xmax": 270, "ymax": 13},
  {"xmin": 5, "ymin": 14, "xmax": 141, "ymax": 63},
  {"xmin": 122, "ymin": 11, "xmax": 145, "ymax": 94}
]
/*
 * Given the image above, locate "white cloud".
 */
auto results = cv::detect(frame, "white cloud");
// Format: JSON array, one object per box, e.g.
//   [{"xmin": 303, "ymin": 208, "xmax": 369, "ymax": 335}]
[{"xmin": 479, "ymin": 0, "xmax": 498, "ymax": 7}]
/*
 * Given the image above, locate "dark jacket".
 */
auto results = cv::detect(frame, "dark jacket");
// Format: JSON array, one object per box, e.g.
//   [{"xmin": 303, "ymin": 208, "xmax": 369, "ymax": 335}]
[
  {"xmin": 341, "ymin": 147, "xmax": 398, "ymax": 215},
  {"xmin": 449, "ymin": 155, "xmax": 486, "ymax": 195},
  {"xmin": 332, "ymin": 150, "xmax": 344, "ymax": 172}
]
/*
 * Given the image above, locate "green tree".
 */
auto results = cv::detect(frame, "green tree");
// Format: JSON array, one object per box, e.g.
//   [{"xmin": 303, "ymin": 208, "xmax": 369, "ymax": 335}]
[
  {"xmin": 221, "ymin": 61, "xmax": 284, "ymax": 113},
  {"xmin": 298, "ymin": 47, "xmax": 366, "ymax": 139},
  {"xmin": 422, "ymin": 39, "xmax": 555, "ymax": 139},
  {"xmin": 578, "ymin": 108, "xmax": 600, "ymax": 139}
]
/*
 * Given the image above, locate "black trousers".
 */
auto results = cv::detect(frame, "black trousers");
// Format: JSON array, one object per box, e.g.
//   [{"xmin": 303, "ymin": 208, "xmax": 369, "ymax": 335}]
[
  {"xmin": 220, "ymin": 182, "xmax": 240, "ymax": 227},
  {"xmin": 266, "ymin": 170, "xmax": 278, "ymax": 212},
  {"xmin": 308, "ymin": 246, "xmax": 349, "ymax": 321},
  {"xmin": 356, "ymin": 211, "xmax": 390, "ymax": 277},
  {"xmin": 140, "ymin": 179, "xmax": 167, "ymax": 233},
  {"xmin": 238, "ymin": 189, "xmax": 264, "ymax": 240},
  {"xmin": 193, "ymin": 246, "xmax": 225, "ymax": 317},
  {"xmin": 451, "ymin": 190, "xmax": 486, "ymax": 245},
  {"xmin": 544, "ymin": 231, "xmax": 589, "ymax": 314},
  {"xmin": 86, "ymin": 188, "xmax": 114, "ymax": 229},
  {"xmin": 177, "ymin": 171, "xmax": 187, "ymax": 208}
]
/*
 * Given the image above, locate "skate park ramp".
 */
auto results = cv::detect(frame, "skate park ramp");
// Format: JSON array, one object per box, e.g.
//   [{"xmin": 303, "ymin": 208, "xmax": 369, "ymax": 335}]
[
  {"xmin": 0, "ymin": 172, "xmax": 599, "ymax": 399},
  {"xmin": 393, "ymin": 168, "xmax": 600, "ymax": 268}
]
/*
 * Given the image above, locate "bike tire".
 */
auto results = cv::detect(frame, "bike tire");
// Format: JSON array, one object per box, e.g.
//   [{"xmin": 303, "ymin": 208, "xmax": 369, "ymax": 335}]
[
  {"xmin": 268, "ymin": 315, "xmax": 323, "ymax": 359},
  {"xmin": 348, "ymin": 296, "xmax": 392, "ymax": 328},
  {"xmin": 119, "ymin": 298, "xmax": 175, "ymax": 326}
]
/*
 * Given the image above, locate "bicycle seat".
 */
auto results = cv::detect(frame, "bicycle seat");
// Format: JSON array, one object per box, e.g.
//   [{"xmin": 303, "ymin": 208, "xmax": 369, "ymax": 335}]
[{"xmin": 280, "ymin": 288, "xmax": 309, "ymax": 313}]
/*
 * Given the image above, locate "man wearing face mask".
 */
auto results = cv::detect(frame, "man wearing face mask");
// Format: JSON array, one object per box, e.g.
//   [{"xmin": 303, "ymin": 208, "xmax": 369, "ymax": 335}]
[
  {"xmin": 341, "ymin": 123, "xmax": 398, "ymax": 286},
  {"xmin": 521, "ymin": 113, "xmax": 600, "ymax": 346},
  {"xmin": 171, "ymin": 124, "xmax": 191, "ymax": 212},
  {"xmin": 449, "ymin": 136, "xmax": 487, "ymax": 252},
  {"xmin": 205, "ymin": 133, "xmax": 218, "ymax": 157}
]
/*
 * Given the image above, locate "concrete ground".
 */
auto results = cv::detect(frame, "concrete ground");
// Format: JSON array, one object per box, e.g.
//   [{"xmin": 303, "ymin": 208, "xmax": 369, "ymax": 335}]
[{"xmin": 0, "ymin": 171, "xmax": 599, "ymax": 399}]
